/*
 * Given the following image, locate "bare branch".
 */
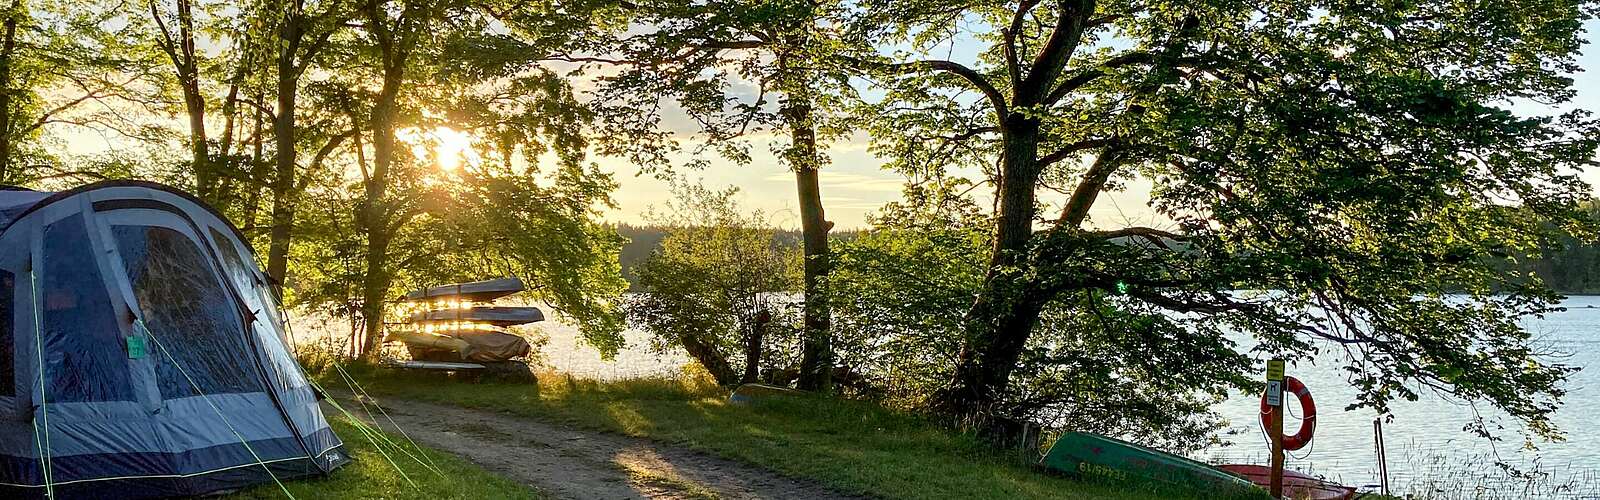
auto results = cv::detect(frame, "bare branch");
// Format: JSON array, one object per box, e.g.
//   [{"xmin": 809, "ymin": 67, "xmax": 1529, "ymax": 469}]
[
  {"xmin": 881, "ymin": 59, "xmax": 1010, "ymax": 118},
  {"xmin": 1057, "ymin": 147, "xmax": 1127, "ymax": 227},
  {"xmin": 1037, "ymin": 137, "xmax": 1113, "ymax": 166},
  {"xmin": 1003, "ymin": 0, "xmax": 1043, "ymax": 92},
  {"xmin": 1041, "ymin": 51, "xmax": 1155, "ymax": 105}
]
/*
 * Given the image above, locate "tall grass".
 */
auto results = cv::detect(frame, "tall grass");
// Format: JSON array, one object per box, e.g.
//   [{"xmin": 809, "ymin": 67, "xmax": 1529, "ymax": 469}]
[{"xmin": 1396, "ymin": 443, "xmax": 1600, "ymax": 500}]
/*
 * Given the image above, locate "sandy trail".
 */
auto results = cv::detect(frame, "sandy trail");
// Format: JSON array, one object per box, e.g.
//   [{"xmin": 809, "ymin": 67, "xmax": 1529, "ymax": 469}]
[{"xmin": 325, "ymin": 393, "xmax": 866, "ymax": 500}]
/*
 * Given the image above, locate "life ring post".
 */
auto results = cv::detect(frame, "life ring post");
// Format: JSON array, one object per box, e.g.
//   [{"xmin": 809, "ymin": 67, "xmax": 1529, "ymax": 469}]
[
  {"xmin": 1259, "ymin": 362, "xmax": 1319, "ymax": 499},
  {"xmin": 1265, "ymin": 359, "xmax": 1287, "ymax": 499}
]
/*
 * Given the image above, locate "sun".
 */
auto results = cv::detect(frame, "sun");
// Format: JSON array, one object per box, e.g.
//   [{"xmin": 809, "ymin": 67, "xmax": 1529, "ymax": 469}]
[
  {"xmin": 432, "ymin": 127, "xmax": 473, "ymax": 171},
  {"xmin": 402, "ymin": 126, "xmax": 476, "ymax": 171}
]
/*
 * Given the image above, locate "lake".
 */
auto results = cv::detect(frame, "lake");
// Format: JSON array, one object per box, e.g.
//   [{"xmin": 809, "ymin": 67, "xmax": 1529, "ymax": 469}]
[{"xmin": 1199, "ymin": 296, "xmax": 1600, "ymax": 497}]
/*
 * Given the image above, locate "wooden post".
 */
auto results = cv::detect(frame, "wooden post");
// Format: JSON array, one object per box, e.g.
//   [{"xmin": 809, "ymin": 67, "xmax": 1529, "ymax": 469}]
[
  {"xmin": 1270, "ymin": 405, "xmax": 1284, "ymax": 498},
  {"xmin": 1374, "ymin": 418, "xmax": 1389, "ymax": 496},
  {"xmin": 1266, "ymin": 359, "xmax": 1286, "ymax": 499}
]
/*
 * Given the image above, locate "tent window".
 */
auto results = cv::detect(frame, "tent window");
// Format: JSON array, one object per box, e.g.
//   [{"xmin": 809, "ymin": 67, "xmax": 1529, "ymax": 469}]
[
  {"xmin": 207, "ymin": 228, "xmax": 278, "ymax": 324},
  {"xmin": 208, "ymin": 227, "xmax": 306, "ymax": 390},
  {"xmin": 42, "ymin": 215, "xmax": 135, "ymax": 402},
  {"xmin": 114, "ymin": 225, "xmax": 262, "ymax": 398},
  {"xmin": 0, "ymin": 270, "xmax": 13, "ymax": 397}
]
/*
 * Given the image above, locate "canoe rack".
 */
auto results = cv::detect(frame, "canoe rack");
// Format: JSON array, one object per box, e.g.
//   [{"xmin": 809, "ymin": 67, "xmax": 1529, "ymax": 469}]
[{"xmin": 382, "ymin": 277, "xmax": 541, "ymax": 371}]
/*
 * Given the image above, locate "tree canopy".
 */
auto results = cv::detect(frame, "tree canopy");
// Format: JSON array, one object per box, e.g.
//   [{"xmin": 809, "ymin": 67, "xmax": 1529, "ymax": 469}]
[
  {"xmin": 0, "ymin": 0, "xmax": 1595, "ymax": 448},
  {"xmin": 852, "ymin": 0, "xmax": 1600, "ymax": 438}
]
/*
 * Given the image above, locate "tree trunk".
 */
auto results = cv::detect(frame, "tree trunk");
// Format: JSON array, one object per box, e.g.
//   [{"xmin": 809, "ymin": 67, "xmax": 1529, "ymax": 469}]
[
  {"xmin": 926, "ymin": 1, "xmax": 1116, "ymax": 421},
  {"xmin": 359, "ymin": 228, "xmax": 391, "ymax": 358},
  {"xmin": 213, "ymin": 33, "xmax": 250, "ymax": 209},
  {"xmin": 185, "ymin": 88, "xmax": 209, "ymax": 194},
  {"xmin": 242, "ymin": 88, "xmax": 265, "ymax": 234},
  {"xmin": 786, "ymin": 97, "xmax": 833, "ymax": 392},
  {"xmin": 176, "ymin": 0, "xmax": 210, "ymax": 198},
  {"xmin": 0, "ymin": 10, "xmax": 17, "ymax": 182},
  {"xmin": 357, "ymin": 48, "xmax": 405, "ymax": 360},
  {"xmin": 683, "ymin": 332, "xmax": 738, "ymax": 386},
  {"xmin": 937, "ymin": 119, "xmax": 1046, "ymax": 418},
  {"xmin": 742, "ymin": 309, "xmax": 771, "ymax": 384},
  {"xmin": 266, "ymin": 18, "xmax": 303, "ymax": 285}
]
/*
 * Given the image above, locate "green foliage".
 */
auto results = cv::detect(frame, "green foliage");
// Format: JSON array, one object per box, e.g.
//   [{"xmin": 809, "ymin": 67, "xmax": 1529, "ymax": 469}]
[
  {"xmin": 826, "ymin": 183, "xmax": 990, "ymax": 407},
  {"xmin": 853, "ymin": 0, "xmax": 1600, "ymax": 440},
  {"xmin": 264, "ymin": 0, "xmax": 630, "ymax": 358},
  {"xmin": 572, "ymin": 0, "xmax": 868, "ymax": 174},
  {"xmin": 627, "ymin": 182, "xmax": 802, "ymax": 384},
  {"xmin": 829, "ymin": 182, "xmax": 1242, "ymax": 450},
  {"xmin": 437, "ymin": 170, "xmax": 630, "ymax": 356},
  {"xmin": 0, "ymin": 0, "xmax": 169, "ymax": 186}
]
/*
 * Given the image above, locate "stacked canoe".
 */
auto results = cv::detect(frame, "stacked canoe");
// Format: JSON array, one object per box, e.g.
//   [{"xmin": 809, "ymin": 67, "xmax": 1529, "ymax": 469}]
[{"xmin": 389, "ymin": 277, "xmax": 543, "ymax": 363}]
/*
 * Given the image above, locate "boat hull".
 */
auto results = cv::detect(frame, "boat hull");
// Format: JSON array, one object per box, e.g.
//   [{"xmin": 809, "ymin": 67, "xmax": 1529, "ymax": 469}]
[
  {"xmin": 391, "ymin": 328, "xmax": 532, "ymax": 362},
  {"xmin": 403, "ymin": 277, "xmax": 526, "ymax": 303},
  {"xmin": 1217, "ymin": 464, "xmax": 1355, "ymax": 500},
  {"xmin": 410, "ymin": 306, "xmax": 545, "ymax": 326},
  {"xmin": 1041, "ymin": 432, "xmax": 1258, "ymax": 495}
]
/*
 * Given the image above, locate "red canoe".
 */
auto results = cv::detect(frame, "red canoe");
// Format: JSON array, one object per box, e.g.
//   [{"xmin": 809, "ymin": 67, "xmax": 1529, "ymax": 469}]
[{"xmin": 1217, "ymin": 464, "xmax": 1356, "ymax": 500}]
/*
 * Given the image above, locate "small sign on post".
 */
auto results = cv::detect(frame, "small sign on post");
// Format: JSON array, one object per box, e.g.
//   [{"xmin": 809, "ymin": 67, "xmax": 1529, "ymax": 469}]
[
  {"xmin": 1265, "ymin": 359, "xmax": 1285, "ymax": 406},
  {"xmin": 1265, "ymin": 359, "xmax": 1286, "ymax": 499},
  {"xmin": 1266, "ymin": 359, "xmax": 1285, "ymax": 381}
]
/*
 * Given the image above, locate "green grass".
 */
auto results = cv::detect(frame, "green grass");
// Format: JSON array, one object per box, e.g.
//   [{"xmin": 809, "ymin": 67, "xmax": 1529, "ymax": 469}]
[
  {"xmin": 225, "ymin": 416, "xmax": 543, "ymax": 499},
  {"xmin": 324, "ymin": 366, "xmax": 1264, "ymax": 500}
]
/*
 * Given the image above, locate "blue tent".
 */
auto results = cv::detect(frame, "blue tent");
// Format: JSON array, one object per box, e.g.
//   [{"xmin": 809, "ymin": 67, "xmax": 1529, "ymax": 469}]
[{"xmin": 0, "ymin": 181, "xmax": 349, "ymax": 498}]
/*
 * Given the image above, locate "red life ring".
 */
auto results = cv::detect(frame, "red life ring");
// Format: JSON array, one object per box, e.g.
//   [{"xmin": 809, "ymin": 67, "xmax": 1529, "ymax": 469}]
[{"xmin": 1259, "ymin": 375, "xmax": 1316, "ymax": 451}]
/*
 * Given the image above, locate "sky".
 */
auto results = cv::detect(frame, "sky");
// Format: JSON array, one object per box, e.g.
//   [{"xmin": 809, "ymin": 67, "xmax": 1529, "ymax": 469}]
[
  {"xmin": 46, "ymin": 19, "xmax": 1600, "ymax": 232},
  {"xmin": 599, "ymin": 19, "xmax": 1600, "ymax": 231}
]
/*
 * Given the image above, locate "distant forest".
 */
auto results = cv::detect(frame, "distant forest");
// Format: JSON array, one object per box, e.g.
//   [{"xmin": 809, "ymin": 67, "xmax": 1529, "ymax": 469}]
[
  {"xmin": 1527, "ymin": 236, "xmax": 1600, "ymax": 295},
  {"xmin": 619, "ymin": 224, "xmax": 1600, "ymax": 295}
]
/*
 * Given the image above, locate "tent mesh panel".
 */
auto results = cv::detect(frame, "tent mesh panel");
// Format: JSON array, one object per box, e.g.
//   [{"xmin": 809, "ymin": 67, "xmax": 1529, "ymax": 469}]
[{"xmin": 114, "ymin": 225, "xmax": 262, "ymax": 398}]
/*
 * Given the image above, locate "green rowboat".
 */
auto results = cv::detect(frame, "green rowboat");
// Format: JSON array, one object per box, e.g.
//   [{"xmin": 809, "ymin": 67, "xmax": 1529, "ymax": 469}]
[{"xmin": 1041, "ymin": 432, "xmax": 1259, "ymax": 495}]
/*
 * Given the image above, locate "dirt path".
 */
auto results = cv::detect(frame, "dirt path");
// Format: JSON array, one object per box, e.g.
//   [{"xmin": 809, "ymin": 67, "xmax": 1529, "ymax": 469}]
[{"xmin": 325, "ymin": 393, "xmax": 866, "ymax": 500}]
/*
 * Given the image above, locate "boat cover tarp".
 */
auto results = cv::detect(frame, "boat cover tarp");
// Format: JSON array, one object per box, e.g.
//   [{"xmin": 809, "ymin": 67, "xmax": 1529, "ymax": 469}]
[{"xmin": 395, "ymin": 329, "xmax": 530, "ymax": 362}]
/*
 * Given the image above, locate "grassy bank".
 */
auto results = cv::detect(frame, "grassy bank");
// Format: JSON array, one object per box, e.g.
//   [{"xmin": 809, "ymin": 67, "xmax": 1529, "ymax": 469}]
[
  {"xmin": 226, "ymin": 416, "xmax": 542, "ymax": 499},
  {"xmin": 323, "ymin": 366, "xmax": 1260, "ymax": 500}
]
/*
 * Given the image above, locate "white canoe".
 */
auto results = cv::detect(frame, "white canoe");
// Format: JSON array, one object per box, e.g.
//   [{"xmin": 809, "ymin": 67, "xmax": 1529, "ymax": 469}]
[
  {"xmin": 403, "ymin": 277, "xmax": 526, "ymax": 303},
  {"xmin": 410, "ymin": 306, "xmax": 544, "ymax": 326},
  {"xmin": 386, "ymin": 360, "xmax": 486, "ymax": 370}
]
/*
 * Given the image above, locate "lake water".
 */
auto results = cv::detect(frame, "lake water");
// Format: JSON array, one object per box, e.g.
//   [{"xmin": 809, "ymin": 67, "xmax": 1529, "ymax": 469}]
[
  {"xmin": 1199, "ymin": 296, "xmax": 1600, "ymax": 497},
  {"xmin": 295, "ymin": 296, "xmax": 1600, "ymax": 497}
]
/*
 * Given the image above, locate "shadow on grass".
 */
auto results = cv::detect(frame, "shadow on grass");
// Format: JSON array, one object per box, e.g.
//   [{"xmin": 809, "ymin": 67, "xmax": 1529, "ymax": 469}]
[{"xmin": 225, "ymin": 415, "xmax": 542, "ymax": 499}]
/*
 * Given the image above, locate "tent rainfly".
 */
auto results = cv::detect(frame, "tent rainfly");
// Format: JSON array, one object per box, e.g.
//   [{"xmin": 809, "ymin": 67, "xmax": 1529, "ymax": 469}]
[{"xmin": 0, "ymin": 181, "xmax": 348, "ymax": 498}]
